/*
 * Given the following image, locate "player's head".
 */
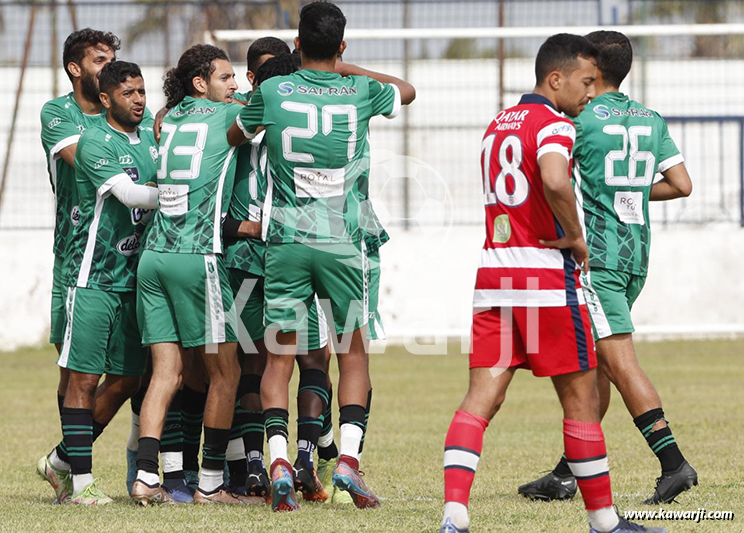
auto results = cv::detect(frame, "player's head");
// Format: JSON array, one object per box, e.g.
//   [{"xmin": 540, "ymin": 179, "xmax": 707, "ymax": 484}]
[
  {"xmin": 584, "ymin": 30, "xmax": 632, "ymax": 90},
  {"xmin": 290, "ymin": 49, "xmax": 303, "ymax": 71},
  {"xmin": 163, "ymin": 44, "xmax": 237, "ymax": 108},
  {"xmin": 254, "ymin": 53, "xmax": 298, "ymax": 87},
  {"xmin": 246, "ymin": 37, "xmax": 291, "ymax": 87},
  {"xmin": 63, "ymin": 28, "xmax": 120, "ymax": 101},
  {"xmin": 296, "ymin": 1, "xmax": 347, "ymax": 62},
  {"xmin": 98, "ymin": 61, "xmax": 146, "ymax": 129},
  {"xmin": 535, "ymin": 33, "xmax": 597, "ymax": 118}
]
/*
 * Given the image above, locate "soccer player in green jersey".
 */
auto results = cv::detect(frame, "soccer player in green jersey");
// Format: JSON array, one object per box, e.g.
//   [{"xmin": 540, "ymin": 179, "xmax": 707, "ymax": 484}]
[
  {"xmin": 228, "ymin": 1, "xmax": 415, "ymax": 511},
  {"xmin": 132, "ymin": 44, "xmax": 260, "ymax": 506},
  {"xmin": 38, "ymin": 61, "xmax": 160, "ymax": 505},
  {"xmin": 518, "ymin": 31, "xmax": 696, "ymax": 506}
]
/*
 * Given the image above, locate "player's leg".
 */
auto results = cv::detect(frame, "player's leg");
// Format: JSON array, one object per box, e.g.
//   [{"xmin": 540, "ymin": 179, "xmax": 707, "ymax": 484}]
[
  {"xmin": 126, "ymin": 372, "xmax": 149, "ymax": 495},
  {"xmin": 587, "ymin": 269, "xmax": 696, "ymax": 503},
  {"xmin": 441, "ymin": 307, "xmax": 520, "ymax": 532},
  {"xmin": 181, "ymin": 351, "xmax": 207, "ymax": 491}
]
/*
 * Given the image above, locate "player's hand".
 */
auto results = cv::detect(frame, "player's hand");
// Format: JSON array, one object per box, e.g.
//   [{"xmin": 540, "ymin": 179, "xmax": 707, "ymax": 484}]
[
  {"xmin": 153, "ymin": 106, "xmax": 169, "ymax": 143},
  {"xmin": 539, "ymin": 235, "xmax": 589, "ymax": 274}
]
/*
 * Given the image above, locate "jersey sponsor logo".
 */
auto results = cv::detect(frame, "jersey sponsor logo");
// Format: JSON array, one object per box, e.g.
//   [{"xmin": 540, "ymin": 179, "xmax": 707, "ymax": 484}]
[
  {"xmin": 119, "ymin": 154, "xmax": 134, "ymax": 165},
  {"xmin": 493, "ymin": 214, "xmax": 512, "ymax": 243},
  {"xmin": 293, "ymin": 167, "xmax": 345, "ymax": 198},
  {"xmin": 123, "ymin": 166, "xmax": 140, "ymax": 182},
  {"xmin": 158, "ymin": 183, "xmax": 189, "ymax": 216},
  {"xmin": 94, "ymin": 158, "xmax": 108, "ymax": 169},
  {"xmin": 594, "ymin": 104, "xmax": 611, "ymax": 120},
  {"xmin": 493, "ymin": 110, "xmax": 528, "ymax": 131},
  {"xmin": 613, "ymin": 191, "xmax": 645, "ymax": 225},
  {"xmin": 131, "ymin": 208, "xmax": 153, "ymax": 225},
  {"xmin": 170, "ymin": 107, "xmax": 216, "ymax": 117},
  {"xmin": 551, "ymin": 123, "xmax": 574, "ymax": 136},
  {"xmin": 78, "ymin": 125, "xmax": 87, "ymax": 134},
  {"xmin": 48, "ymin": 117, "xmax": 62, "ymax": 129},
  {"xmin": 277, "ymin": 81, "xmax": 295, "ymax": 96},
  {"xmin": 70, "ymin": 205, "xmax": 80, "ymax": 226},
  {"xmin": 149, "ymin": 145, "xmax": 158, "ymax": 162},
  {"xmin": 297, "ymin": 85, "xmax": 358, "ymax": 96},
  {"xmin": 611, "ymin": 107, "xmax": 653, "ymax": 118},
  {"xmin": 116, "ymin": 234, "xmax": 141, "ymax": 256}
]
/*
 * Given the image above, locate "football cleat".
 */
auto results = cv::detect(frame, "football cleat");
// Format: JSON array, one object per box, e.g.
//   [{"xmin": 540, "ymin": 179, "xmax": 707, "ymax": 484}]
[
  {"xmin": 125, "ymin": 448, "xmax": 137, "ymax": 496},
  {"xmin": 246, "ymin": 461, "xmax": 270, "ymax": 499},
  {"xmin": 269, "ymin": 458, "xmax": 299, "ymax": 512},
  {"xmin": 131, "ymin": 479, "xmax": 176, "ymax": 506},
  {"xmin": 162, "ymin": 477, "xmax": 195, "ymax": 503},
  {"xmin": 317, "ymin": 457, "xmax": 353, "ymax": 504},
  {"xmin": 332, "ymin": 455, "xmax": 380, "ymax": 509},
  {"xmin": 590, "ymin": 516, "xmax": 666, "ymax": 532},
  {"xmin": 36, "ymin": 453, "xmax": 72, "ymax": 504},
  {"xmin": 642, "ymin": 461, "xmax": 698, "ymax": 504},
  {"xmin": 440, "ymin": 517, "xmax": 470, "ymax": 533},
  {"xmin": 194, "ymin": 485, "xmax": 263, "ymax": 505},
  {"xmin": 517, "ymin": 472, "xmax": 577, "ymax": 501},
  {"xmin": 293, "ymin": 457, "xmax": 329, "ymax": 502},
  {"xmin": 70, "ymin": 479, "xmax": 113, "ymax": 506}
]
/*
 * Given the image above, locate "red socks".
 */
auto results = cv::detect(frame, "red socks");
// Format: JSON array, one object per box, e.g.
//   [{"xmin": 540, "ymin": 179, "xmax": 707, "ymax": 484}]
[
  {"xmin": 563, "ymin": 419, "xmax": 613, "ymax": 510},
  {"xmin": 443, "ymin": 410, "xmax": 489, "ymax": 505}
]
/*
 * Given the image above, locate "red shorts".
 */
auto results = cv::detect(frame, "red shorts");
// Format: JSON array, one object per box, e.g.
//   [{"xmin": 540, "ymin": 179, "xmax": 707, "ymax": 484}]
[{"xmin": 469, "ymin": 305, "xmax": 596, "ymax": 377}]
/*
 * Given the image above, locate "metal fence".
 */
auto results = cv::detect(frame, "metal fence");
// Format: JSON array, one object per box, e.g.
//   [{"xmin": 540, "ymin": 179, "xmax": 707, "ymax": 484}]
[{"xmin": 1, "ymin": 0, "xmax": 744, "ymax": 230}]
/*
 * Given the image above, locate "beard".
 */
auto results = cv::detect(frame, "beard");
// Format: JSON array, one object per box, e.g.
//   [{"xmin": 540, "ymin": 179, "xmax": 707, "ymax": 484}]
[
  {"xmin": 108, "ymin": 100, "xmax": 141, "ymax": 129},
  {"xmin": 80, "ymin": 70, "xmax": 101, "ymax": 104}
]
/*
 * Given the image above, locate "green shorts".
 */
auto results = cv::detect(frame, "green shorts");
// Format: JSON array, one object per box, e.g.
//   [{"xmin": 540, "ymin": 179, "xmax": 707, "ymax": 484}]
[
  {"xmin": 304, "ymin": 295, "xmax": 329, "ymax": 352},
  {"xmin": 137, "ymin": 250, "xmax": 238, "ymax": 348},
  {"xmin": 264, "ymin": 242, "xmax": 367, "ymax": 336},
  {"xmin": 57, "ymin": 287, "xmax": 147, "ymax": 376},
  {"xmin": 50, "ymin": 255, "xmax": 66, "ymax": 344},
  {"xmin": 228, "ymin": 269, "xmax": 265, "ymax": 343},
  {"xmin": 366, "ymin": 248, "xmax": 385, "ymax": 341},
  {"xmin": 581, "ymin": 268, "xmax": 647, "ymax": 340}
]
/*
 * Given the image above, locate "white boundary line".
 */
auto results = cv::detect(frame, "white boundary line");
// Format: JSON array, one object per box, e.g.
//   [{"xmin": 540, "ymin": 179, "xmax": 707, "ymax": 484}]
[{"xmin": 207, "ymin": 23, "xmax": 744, "ymax": 44}]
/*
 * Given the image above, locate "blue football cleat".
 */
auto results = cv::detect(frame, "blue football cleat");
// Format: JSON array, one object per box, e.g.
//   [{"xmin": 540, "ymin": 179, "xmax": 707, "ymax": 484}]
[
  {"xmin": 162, "ymin": 477, "xmax": 195, "ymax": 503},
  {"xmin": 440, "ymin": 517, "xmax": 470, "ymax": 533},
  {"xmin": 126, "ymin": 448, "xmax": 138, "ymax": 495}
]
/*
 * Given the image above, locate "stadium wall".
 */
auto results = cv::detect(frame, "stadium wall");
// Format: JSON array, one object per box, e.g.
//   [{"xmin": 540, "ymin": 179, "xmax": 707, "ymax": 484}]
[{"xmin": 1, "ymin": 225, "xmax": 742, "ymax": 351}]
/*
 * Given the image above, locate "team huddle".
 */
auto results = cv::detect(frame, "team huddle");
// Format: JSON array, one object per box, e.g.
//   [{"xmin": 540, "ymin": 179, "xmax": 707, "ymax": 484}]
[{"xmin": 35, "ymin": 1, "xmax": 695, "ymax": 530}]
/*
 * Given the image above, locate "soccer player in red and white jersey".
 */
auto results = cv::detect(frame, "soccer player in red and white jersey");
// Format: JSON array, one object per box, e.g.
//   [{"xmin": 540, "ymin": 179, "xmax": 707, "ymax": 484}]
[{"xmin": 440, "ymin": 34, "xmax": 663, "ymax": 533}]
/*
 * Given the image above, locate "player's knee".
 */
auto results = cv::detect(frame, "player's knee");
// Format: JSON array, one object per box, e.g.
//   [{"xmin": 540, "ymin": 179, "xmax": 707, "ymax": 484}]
[{"xmin": 298, "ymin": 368, "xmax": 329, "ymax": 410}]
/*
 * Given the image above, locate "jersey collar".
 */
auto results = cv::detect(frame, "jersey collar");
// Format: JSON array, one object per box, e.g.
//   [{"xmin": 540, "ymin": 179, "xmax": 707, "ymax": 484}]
[
  {"xmin": 519, "ymin": 93, "xmax": 556, "ymax": 109},
  {"xmin": 105, "ymin": 120, "xmax": 141, "ymax": 145},
  {"xmin": 296, "ymin": 68, "xmax": 341, "ymax": 81}
]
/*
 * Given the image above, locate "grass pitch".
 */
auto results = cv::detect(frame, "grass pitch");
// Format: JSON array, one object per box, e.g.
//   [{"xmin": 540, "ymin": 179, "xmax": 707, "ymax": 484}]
[{"xmin": 1, "ymin": 339, "xmax": 743, "ymax": 532}]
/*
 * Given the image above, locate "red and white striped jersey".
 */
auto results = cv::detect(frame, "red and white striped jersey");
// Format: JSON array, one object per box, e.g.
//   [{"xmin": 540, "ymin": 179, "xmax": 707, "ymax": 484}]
[{"xmin": 475, "ymin": 93, "xmax": 584, "ymax": 308}]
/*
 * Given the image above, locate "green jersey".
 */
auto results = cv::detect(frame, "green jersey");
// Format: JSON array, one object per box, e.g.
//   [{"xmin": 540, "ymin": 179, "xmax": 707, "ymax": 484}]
[
  {"xmin": 358, "ymin": 133, "xmax": 389, "ymax": 254},
  {"xmin": 574, "ymin": 92, "xmax": 683, "ymax": 276},
  {"xmin": 64, "ymin": 121, "xmax": 158, "ymax": 292},
  {"xmin": 237, "ymin": 69, "xmax": 401, "ymax": 244},
  {"xmin": 145, "ymin": 96, "xmax": 242, "ymax": 255}
]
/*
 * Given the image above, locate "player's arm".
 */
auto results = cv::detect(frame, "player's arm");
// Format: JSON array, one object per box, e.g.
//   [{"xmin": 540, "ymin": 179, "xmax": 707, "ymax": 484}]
[
  {"xmin": 152, "ymin": 106, "xmax": 169, "ymax": 144},
  {"xmin": 40, "ymin": 100, "xmax": 81, "ymax": 170},
  {"xmin": 228, "ymin": 88, "xmax": 265, "ymax": 146},
  {"xmin": 538, "ymin": 152, "xmax": 589, "ymax": 273},
  {"xmin": 223, "ymin": 216, "xmax": 262, "ymax": 239},
  {"xmin": 335, "ymin": 60, "xmax": 416, "ymax": 105},
  {"xmin": 650, "ymin": 163, "xmax": 693, "ymax": 201}
]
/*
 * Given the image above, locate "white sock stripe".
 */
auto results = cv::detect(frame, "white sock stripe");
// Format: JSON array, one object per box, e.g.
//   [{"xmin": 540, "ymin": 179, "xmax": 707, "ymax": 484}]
[
  {"xmin": 444, "ymin": 449, "xmax": 481, "ymax": 472},
  {"xmin": 567, "ymin": 456, "xmax": 609, "ymax": 479}
]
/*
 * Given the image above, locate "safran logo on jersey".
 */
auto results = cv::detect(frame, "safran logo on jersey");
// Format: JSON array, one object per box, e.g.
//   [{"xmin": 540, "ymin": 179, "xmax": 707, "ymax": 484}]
[
  {"xmin": 48, "ymin": 117, "xmax": 62, "ymax": 129},
  {"xmin": 70, "ymin": 205, "xmax": 81, "ymax": 226},
  {"xmin": 277, "ymin": 82, "xmax": 295, "ymax": 96},
  {"xmin": 123, "ymin": 166, "xmax": 140, "ymax": 182},
  {"xmin": 594, "ymin": 104, "xmax": 611, "ymax": 120},
  {"xmin": 298, "ymin": 85, "xmax": 357, "ymax": 96},
  {"xmin": 116, "ymin": 234, "xmax": 141, "ymax": 256}
]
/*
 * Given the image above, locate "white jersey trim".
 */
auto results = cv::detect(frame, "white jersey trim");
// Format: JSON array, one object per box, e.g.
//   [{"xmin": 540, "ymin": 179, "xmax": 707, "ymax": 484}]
[
  {"xmin": 536, "ymin": 122, "xmax": 576, "ymax": 146},
  {"xmin": 580, "ymin": 271, "xmax": 613, "ymax": 339},
  {"xmin": 204, "ymin": 254, "xmax": 226, "ymax": 345},
  {"xmin": 50, "ymin": 134, "xmax": 81, "ymax": 161},
  {"xmin": 473, "ymin": 288, "xmax": 585, "ymax": 308},
  {"xmin": 76, "ymin": 193, "xmax": 106, "ymax": 288},
  {"xmin": 384, "ymin": 84, "xmax": 402, "ymax": 120},
  {"xmin": 262, "ymin": 164, "xmax": 275, "ymax": 242},
  {"xmin": 98, "ymin": 172, "xmax": 130, "ymax": 198},
  {"xmin": 58, "ymin": 287, "xmax": 77, "ymax": 369},
  {"xmin": 479, "ymin": 246, "xmax": 565, "ymax": 270},
  {"xmin": 213, "ymin": 147, "xmax": 237, "ymax": 254},
  {"xmin": 657, "ymin": 153, "xmax": 684, "ymax": 173},
  {"xmin": 236, "ymin": 115, "xmax": 256, "ymax": 140},
  {"xmin": 537, "ymin": 143, "xmax": 570, "ymax": 162}
]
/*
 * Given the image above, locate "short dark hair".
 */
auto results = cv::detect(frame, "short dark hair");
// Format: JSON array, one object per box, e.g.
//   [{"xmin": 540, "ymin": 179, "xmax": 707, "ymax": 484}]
[
  {"xmin": 290, "ymin": 48, "xmax": 303, "ymax": 70},
  {"xmin": 62, "ymin": 28, "xmax": 120, "ymax": 81},
  {"xmin": 246, "ymin": 37, "xmax": 291, "ymax": 74},
  {"xmin": 254, "ymin": 53, "xmax": 298, "ymax": 86},
  {"xmin": 535, "ymin": 33, "xmax": 597, "ymax": 84},
  {"xmin": 163, "ymin": 44, "xmax": 229, "ymax": 108},
  {"xmin": 584, "ymin": 30, "xmax": 633, "ymax": 88},
  {"xmin": 298, "ymin": 1, "xmax": 346, "ymax": 61},
  {"xmin": 98, "ymin": 61, "xmax": 143, "ymax": 96}
]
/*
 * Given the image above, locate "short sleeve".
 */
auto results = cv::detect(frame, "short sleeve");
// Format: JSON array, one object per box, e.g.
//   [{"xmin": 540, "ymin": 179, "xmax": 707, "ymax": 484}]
[
  {"xmin": 656, "ymin": 117, "xmax": 684, "ymax": 173},
  {"xmin": 571, "ymin": 117, "xmax": 584, "ymax": 158},
  {"xmin": 224, "ymin": 102, "xmax": 243, "ymax": 130},
  {"xmin": 535, "ymin": 119, "xmax": 576, "ymax": 162},
  {"xmin": 75, "ymin": 135, "xmax": 130, "ymax": 196},
  {"xmin": 237, "ymin": 86, "xmax": 265, "ymax": 139},
  {"xmin": 368, "ymin": 78, "xmax": 401, "ymax": 119},
  {"xmin": 40, "ymin": 100, "xmax": 81, "ymax": 159},
  {"xmin": 140, "ymin": 107, "xmax": 155, "ymax": 129}
]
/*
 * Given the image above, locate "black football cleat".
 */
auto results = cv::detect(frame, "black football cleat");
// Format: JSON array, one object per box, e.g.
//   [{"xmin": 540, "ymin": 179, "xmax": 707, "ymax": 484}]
[
  {"xmin": 518, "ymin": 472, "xmax": 577, "ymax": 501},
  {"xmin": 642, "ymin": 461, "xmax": 698, "ymax": 504}
]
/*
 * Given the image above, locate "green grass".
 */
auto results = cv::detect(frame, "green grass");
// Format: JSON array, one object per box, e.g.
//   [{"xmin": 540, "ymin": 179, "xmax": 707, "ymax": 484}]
[{"xmin": 1, "ymin": 340, "xmax": 743, "ymax": 532}]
